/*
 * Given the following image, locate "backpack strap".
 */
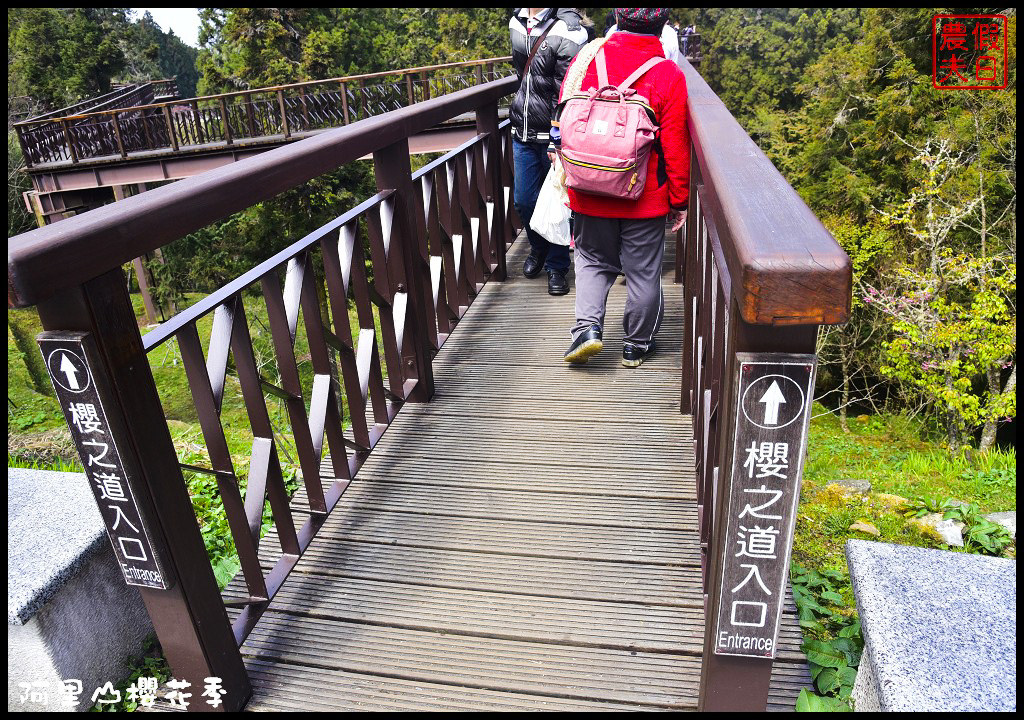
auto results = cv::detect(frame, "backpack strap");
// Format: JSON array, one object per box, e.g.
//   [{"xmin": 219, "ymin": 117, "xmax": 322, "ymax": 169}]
[
  {"xmin": 595, "ymin": 48, "xmax": 611, "ymax": 89},
  {"xmin": 618, "ymin": 56, "xmax": 669, "ymax": 92}
]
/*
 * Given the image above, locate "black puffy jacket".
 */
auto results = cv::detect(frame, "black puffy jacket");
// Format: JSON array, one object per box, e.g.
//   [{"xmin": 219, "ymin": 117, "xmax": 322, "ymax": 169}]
[{"xmin": 509, "ymin": 8, "xmax": 589, "ymax": 144}]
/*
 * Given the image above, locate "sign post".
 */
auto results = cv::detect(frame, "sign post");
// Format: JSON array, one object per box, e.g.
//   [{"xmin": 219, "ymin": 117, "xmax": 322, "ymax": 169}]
[
  {"xmin": 38, "ymin": 331, "xmax": 169, "ymax": 590},
  {"xmin": 713, "ymin": 353, "xmax": 816, "ymax": 659}
]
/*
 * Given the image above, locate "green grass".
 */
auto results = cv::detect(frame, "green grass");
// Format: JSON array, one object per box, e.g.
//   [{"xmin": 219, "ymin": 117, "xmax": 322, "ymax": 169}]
[
  {"xmin": 795, "ymin": 403, "xmax": 1015, "ymax": 595},
  {"xmin": 804, "ymin": 408, "xmax": 1016, "ymax": 512}
]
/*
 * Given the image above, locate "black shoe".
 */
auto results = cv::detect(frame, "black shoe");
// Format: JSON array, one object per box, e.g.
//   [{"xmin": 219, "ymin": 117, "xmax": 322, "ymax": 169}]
[
  {"xmin": 622, "ymin": 340, "xmax": 656, "ymax": 368},
  {"xmin": 523, "ymin": 252, "xmax": 545, "ymax": 278},
  {"xmin": 564, "ymin": 325, "xmax": 603, "ymax": 364},
  {"xmin": 548, "ymin": 270, "xmax": 570, "ymax": 295}
]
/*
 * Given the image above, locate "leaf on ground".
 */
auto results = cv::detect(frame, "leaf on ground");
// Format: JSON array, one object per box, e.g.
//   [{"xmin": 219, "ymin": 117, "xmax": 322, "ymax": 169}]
[{"xmin": 802, "ymin": 638, "xmax": 848, "ymax": 668}]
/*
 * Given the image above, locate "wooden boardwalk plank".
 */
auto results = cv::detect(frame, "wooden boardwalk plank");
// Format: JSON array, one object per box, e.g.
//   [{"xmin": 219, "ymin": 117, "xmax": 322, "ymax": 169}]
[
  {"xmin": 244, "ymin": 659, "xmax": 661, "ymax": 712},
  {"xmin": 255, "ymin": 540, "xmax": 706, "ymax": 607},
  {"xmin": 265, "ymin": 507, "xmax": 702, "ymax": 564},
  {"xmin": 241, "ymin": 614, "xmax": 700, "ymax": 708},
  {"xmin": 227, "ymin": 574, "xmax": 705, "ymax": 653}
]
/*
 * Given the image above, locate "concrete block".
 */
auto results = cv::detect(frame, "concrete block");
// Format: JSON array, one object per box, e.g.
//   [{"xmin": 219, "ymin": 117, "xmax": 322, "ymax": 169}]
[
  {"xmin": 846, "ymin": 539, "xmax": 1015, "ymax": 712},
  {"xmin": 8, "ymin": 469, "xmax": 153, "ymax": 712}
]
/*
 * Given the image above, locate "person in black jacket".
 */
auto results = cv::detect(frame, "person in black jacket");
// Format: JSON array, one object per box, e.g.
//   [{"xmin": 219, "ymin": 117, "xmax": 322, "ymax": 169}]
[{"xmin": 509, "ymin": 8, "xmax": 587, "ymax": 295}]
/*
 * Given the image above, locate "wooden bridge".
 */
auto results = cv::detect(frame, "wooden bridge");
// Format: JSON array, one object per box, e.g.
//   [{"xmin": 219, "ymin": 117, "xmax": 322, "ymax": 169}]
[
  {"xmin": 8, "ymin": 52, "xmax": 850, "ymax": 712},
  {"xmin": 15, "ymin": 59, "xmax": 514, "ymax": 226}
]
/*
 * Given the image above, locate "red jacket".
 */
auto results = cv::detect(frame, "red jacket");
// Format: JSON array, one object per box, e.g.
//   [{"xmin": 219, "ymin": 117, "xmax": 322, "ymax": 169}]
[{"xmin": 560, "ymin": 32, "xmax": 690, "ymax": 219}]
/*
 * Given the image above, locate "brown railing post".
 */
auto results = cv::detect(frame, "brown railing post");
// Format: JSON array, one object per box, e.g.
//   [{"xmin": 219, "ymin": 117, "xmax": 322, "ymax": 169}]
[
  {"xmin": 60, "ymin": 119, "xmax": 79, "ymax": 163},
  {"xmin": 15, "ymin": 125, "xmax": 34, "ymax": 168},
  {"xmin": 34, "ymin": 270, "xmax": 251, "ymax": 711},
  {"xmin": 475, "ymin": 100, "xmax": 507, "ymax": 281},
  {"xmin": 219, "ymin": 97, "xmax": 233, "ymax": 145},
  {"xmin": 339, "ymin": 82, "xmax": 350, "ymax": 124},
  {"xmin": 112, "ymin": 111, "xmax": 127, "ymax": 159},
  {"xmin": 405, "ymin": 73, "xmax": 416, "ymax": 106},
  {"xmin": 277, "ymin": 89, "xmax": 290, "ymax": 138},
  {"xmin": 162, "ymin": 105, "xmax": 179, "ymax": 152},
  {"xmin": 373, "ymin": 140, "xmax": 435, "ymax": 402},
  {"xmin": 421, "ymin": 71, "xmax": 430, "ymax": 100},
  {"xmin": 698, "ymin": 315, "xmax": 818, "ymax": 712}
]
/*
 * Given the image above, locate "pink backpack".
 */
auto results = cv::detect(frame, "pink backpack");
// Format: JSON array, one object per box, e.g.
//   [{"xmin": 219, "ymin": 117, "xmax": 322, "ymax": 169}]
[{"xmin": 558, "ymin": 50, "xmax": 667, "ymax": 200}]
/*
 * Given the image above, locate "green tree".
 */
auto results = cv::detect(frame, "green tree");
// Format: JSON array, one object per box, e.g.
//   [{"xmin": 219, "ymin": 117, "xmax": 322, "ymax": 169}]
[{"xmin": 868, "ymin": 139, "xmax": 1015, "ymax": 454}]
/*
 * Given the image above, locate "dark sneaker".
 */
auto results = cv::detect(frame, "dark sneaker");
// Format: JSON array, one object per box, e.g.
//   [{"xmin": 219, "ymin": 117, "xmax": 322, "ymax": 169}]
[
  {"xmin": 548, "ymin": 270, "xmax": 570, "ymax": 295},
  {"xmin": 523, "ymin": 252, "xmax": 545, "ymax": 278},
  {"xmin": 564, "ymin": 325, "xmax": 603, "ymax": 364},
  {"xmin": 622, "ymin": 340, "xmax": 656, "ymax": 368}
]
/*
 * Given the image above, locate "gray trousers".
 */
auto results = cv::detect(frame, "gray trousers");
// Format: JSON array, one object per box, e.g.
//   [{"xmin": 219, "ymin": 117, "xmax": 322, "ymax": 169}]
[{"xmin": 572, "ymin": 214, "xmax": 665, "ymax": 349}]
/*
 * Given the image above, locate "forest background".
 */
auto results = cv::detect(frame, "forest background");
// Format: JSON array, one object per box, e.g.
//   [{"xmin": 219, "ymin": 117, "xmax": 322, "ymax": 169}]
[{"xmin": 7, "ymin": 7, "xmax": 1016, "ymax": 454}]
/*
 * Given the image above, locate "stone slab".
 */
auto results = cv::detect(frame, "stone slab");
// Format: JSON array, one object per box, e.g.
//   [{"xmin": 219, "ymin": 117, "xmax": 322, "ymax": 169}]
[
  {"xmin": 8, "ymin": 468, "xmax": 154, "ymax": 711},
  {"xmin": 984, "ymin": 511, "xmax": 1016, "ymax": 541},
  {"xmin": 846, "ymin": 539, "xmax": 1016, "ymax": 712},
  {"xmin": 832, "ymin": 478, "xmax": 871, "ymax": 495},
  {"xmin": 8, "ymin": 469, "xmax": 105, "ymax": 625},
  {"xmin": 909, "ymin": 512, "xmax": 964, "ymax": 547}
]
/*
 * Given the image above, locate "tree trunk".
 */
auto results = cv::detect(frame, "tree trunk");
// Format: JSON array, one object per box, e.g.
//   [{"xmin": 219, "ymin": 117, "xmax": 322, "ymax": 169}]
[
  {"xmin": 980, "ymin": 364, "xmax": 1016, "ymax": 453},
  {"xmin": 840, "ymin": 357, "xmax": 851, "ymax": 433}
]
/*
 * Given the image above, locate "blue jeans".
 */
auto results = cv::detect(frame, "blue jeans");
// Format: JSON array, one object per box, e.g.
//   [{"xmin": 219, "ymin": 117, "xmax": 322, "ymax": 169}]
[{"xmin": 512, "ymin": 138, "xmax": 570, "ymax": 273}]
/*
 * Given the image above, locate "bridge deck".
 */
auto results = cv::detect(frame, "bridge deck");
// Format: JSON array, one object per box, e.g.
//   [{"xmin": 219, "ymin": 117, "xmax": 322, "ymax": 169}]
[{"xmin": 221, "ymin": 234, "xmax": 812, "ymax": 711}]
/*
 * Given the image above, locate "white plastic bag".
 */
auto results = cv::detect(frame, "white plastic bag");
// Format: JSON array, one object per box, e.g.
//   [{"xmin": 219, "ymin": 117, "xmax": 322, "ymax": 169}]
[{"xmin": 530, "ymin": 158, "xmax": 571, "ymax": 246}]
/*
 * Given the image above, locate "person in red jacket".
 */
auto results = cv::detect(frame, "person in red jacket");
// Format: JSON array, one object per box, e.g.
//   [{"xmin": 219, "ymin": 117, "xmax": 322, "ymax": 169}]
[{"xmin": 560, "ymin": 8, "xmax": 690, "ymax": 367}]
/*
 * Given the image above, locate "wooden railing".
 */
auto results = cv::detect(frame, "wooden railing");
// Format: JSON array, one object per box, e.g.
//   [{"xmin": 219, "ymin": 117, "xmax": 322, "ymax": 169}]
[
  {"xmin": 16, "ymin": 81, "xmax": 179, "ymax": 166},
  {"xmin": 673, "ymin": 57, "xmax": 851, "ymax": 710},
  {"xmin": 9, "ymin": 75, "xmax": 518, "ymax": 711},
  {"xmin": 14, "ymin": 59, "xmax": 512, "ymax": 168}
]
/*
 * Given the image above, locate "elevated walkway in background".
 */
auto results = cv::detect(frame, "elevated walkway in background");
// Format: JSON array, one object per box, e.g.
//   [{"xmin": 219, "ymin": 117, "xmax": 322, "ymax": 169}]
[
  {"xmin": 217, "ymin": 235, "xmax": 813, "ymax": 711},
  {"xmin": 16, "ymin": 61, "xmax": 514, "ymax": 225}
]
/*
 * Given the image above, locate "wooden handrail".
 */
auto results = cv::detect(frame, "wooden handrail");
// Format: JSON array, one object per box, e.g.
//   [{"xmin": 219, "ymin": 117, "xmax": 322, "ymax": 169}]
[
  {"xmin": 679, "ymin": 58, "xmax": 850, "ymax": 326},
  {"xmin": 8, "ymin": 76, "xmax": 518, "ymax": 309},
  {"xmin": 13, "ymin": 59, "xmax": 513, "ymax": 129}
]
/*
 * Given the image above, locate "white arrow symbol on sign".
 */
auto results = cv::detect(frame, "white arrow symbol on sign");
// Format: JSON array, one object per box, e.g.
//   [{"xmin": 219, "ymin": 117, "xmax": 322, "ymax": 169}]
[
  {"xmin": 59, "ymin": 353, "xmax": 81, "ymax": 390},
  {"xmin": 758, "ymin": 381, "xmax": 786, "ymax": 426}
]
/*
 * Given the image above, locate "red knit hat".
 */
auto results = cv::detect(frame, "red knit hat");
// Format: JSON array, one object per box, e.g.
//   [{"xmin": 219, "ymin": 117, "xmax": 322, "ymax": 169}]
[{"xmin": 615, "ymin": 8, "xmax": 670, "ymax": 35}]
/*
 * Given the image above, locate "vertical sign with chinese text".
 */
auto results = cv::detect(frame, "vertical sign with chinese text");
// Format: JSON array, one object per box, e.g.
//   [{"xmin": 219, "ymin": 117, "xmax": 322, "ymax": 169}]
[
  {"xmin": 37, "ymin": 331, "xmax": 169, "ymax": 589},
  {"xmin": 714, "ymin": 353, "xmax": 816, "ymax": 658}
]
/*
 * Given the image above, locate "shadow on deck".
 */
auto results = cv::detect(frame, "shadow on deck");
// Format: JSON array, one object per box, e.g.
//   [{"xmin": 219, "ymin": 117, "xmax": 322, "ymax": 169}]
[{"xmin": 219, "ymin": 233, "xmax": 813, "ymax": 711}]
